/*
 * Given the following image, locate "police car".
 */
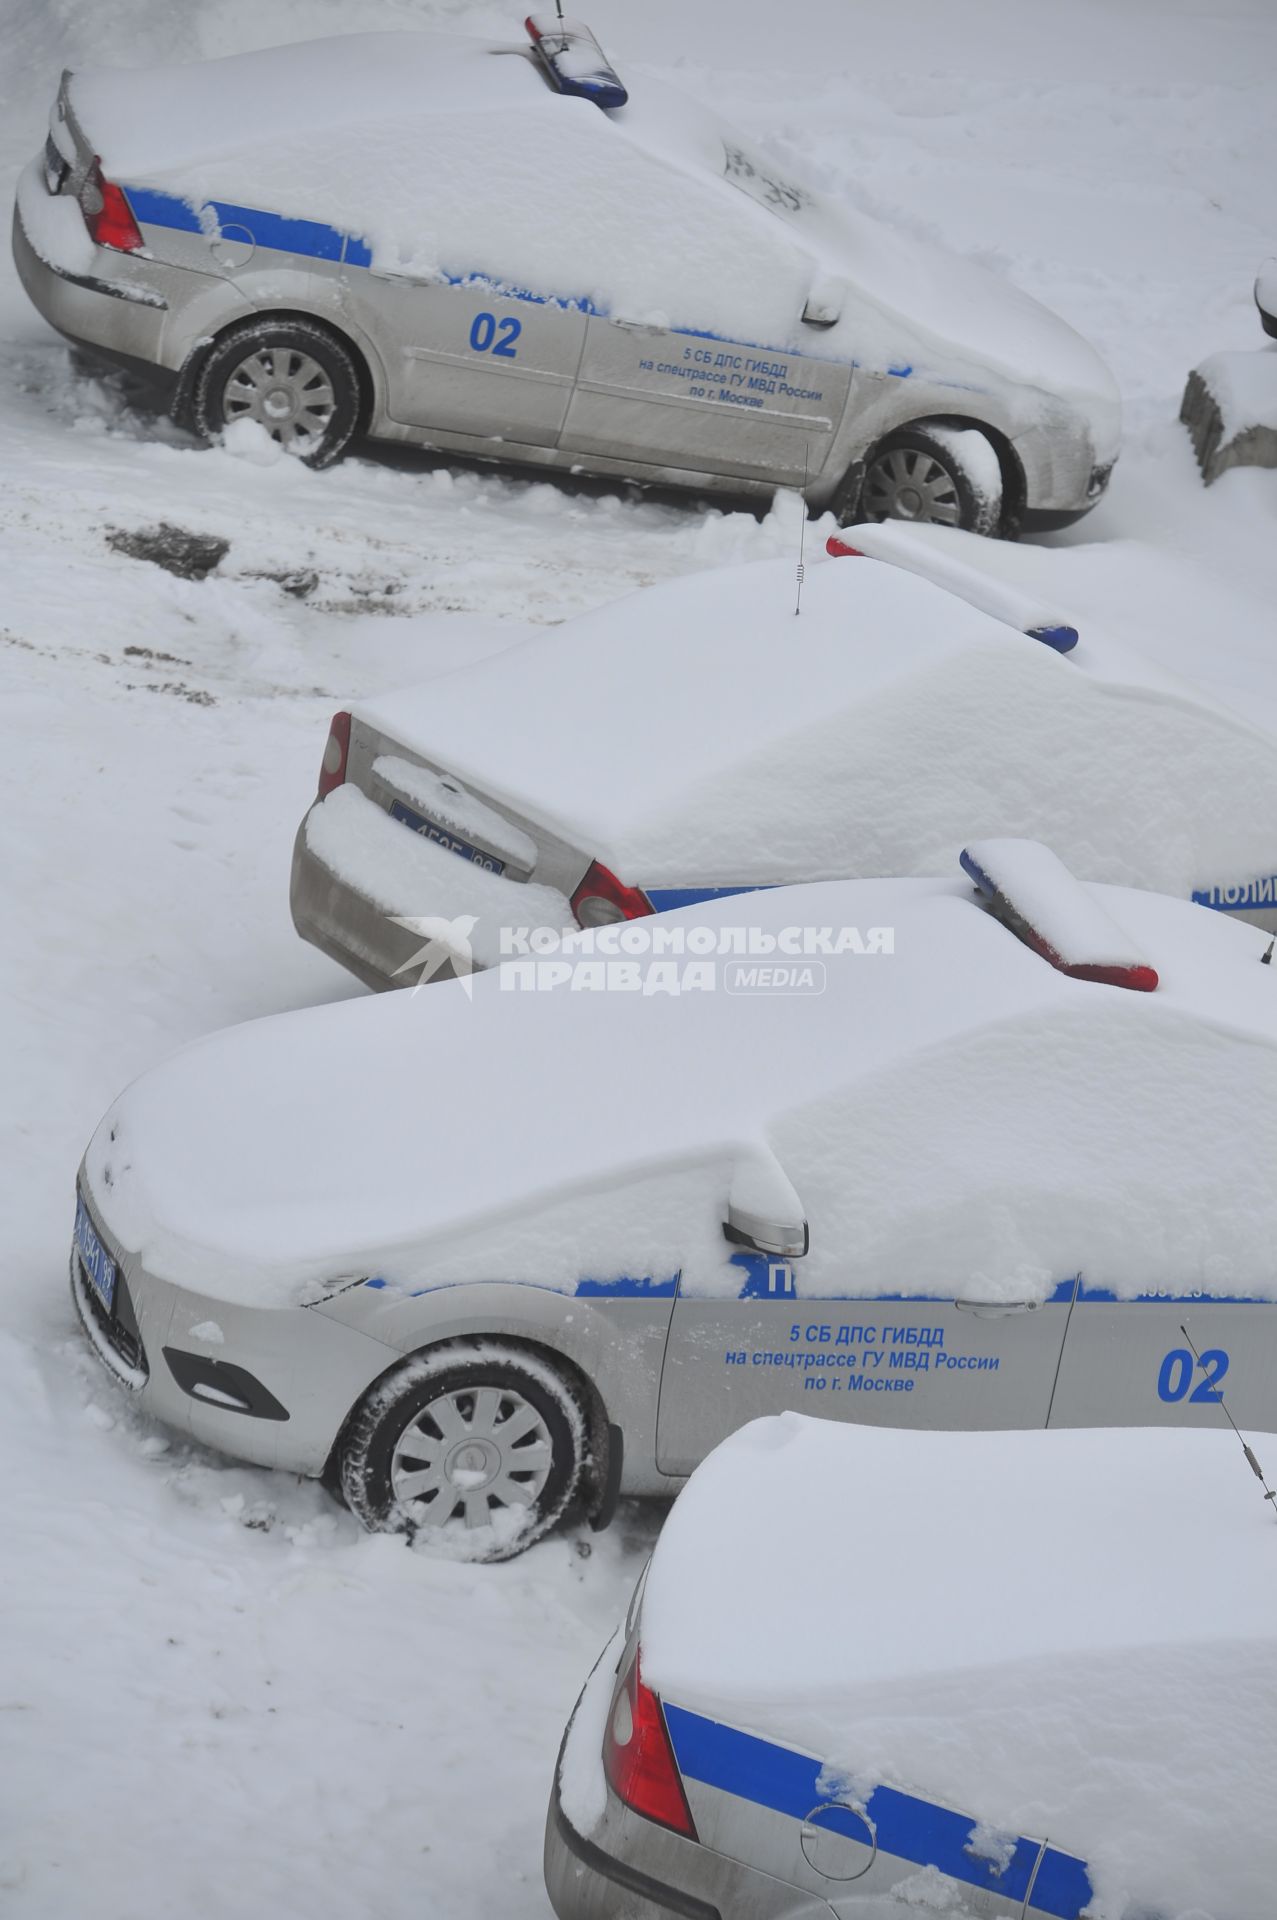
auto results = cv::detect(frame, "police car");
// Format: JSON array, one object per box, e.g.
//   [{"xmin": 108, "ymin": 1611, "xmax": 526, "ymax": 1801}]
[
  {"xmin": 546, "ymin": 1416, "xmax": 1276, "ymax": 1919},
  {"xmin": 291, "ymin": 546, "xmax": 1277, "ymax": 994},
  {"xmin": 14, "ymin": 18, "xmax": 1118, "ymax": 533},
  {"xmin": 72, "ymin": 843, "xmax": 1277, "ymax": 1559}
]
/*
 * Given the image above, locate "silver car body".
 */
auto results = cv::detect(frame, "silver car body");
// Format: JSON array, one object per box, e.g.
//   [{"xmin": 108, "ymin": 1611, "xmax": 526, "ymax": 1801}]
[
  {"xmin": 546, "ymin": 1419, "xmax": 1269, "ymax": 1919},
  {"xmin": 290, "ymin": 554, "xmax": 1277, "ymax": 995},
  {"xmin": 15, "ymin": 30, "xmax": 1116, "ymax": 526},
  {"xmin": 546, "ymin": 1633, "xmax": 1093, "ymax": 1920},
  {"xmin": 72, "ymin": 865, "xmax": 1277, "ymax": 1502}
]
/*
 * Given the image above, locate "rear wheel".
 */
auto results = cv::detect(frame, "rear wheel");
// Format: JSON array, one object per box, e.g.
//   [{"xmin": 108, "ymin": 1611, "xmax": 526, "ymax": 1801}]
[
  {"xmin": 851, "ymin": 424, "xmax": 1003, "ymax": 536},
  {"xmin": 193, "ymin": 318, "xmax": 362, "ymax": 467},
  {"xmin": 339, "ymin": 1343, "xmax": 586, "ymax": 1560}
]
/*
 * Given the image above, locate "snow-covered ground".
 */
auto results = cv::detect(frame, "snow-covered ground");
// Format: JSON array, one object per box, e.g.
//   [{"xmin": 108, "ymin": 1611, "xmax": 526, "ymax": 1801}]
[{"xmin": 1, "ymin": 3, "xmax": 1274, "ymax": 1916}]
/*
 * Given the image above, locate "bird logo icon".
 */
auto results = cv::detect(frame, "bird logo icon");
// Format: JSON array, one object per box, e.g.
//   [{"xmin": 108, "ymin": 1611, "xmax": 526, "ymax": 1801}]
[{"xmin": 390, "ymin": 913, "xmax": 480, "ymax": 997}]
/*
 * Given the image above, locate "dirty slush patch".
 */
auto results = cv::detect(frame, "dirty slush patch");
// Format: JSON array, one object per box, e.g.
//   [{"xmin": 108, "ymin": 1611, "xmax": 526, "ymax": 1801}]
[{"xmin": 107, "ymin": 522, "xmax": 230, "ymax": 581}]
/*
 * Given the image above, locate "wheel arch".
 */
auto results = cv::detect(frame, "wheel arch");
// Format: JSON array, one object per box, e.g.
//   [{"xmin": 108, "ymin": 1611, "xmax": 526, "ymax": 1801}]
[
  {"xmin": 175, "ymin": 305, "xmax": 381, "ymax": 437},
  {"xmin": 324, "ymin": 1329, "xmax": 615, "ymax": 1513},
  {"xmin": 846, "ymin": 411, "xmax": 1028, "ymax": 532}
]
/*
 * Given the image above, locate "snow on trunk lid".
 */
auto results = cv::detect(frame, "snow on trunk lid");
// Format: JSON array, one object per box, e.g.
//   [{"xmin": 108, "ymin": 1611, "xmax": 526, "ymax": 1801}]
[{"xmin": 961, "ymin": 837, "xmax": 1158, "ymax": 990}]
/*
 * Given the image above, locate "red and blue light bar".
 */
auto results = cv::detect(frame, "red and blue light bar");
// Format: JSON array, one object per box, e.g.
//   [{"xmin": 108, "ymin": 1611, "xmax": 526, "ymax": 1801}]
[
  {"xmin": 526, "ymin": 15, "xmax": 628, "ymax": 109},
  {"xmin": 825, "ymin": 534, "xmax": 1079, "ymax": 652},
  {"xmin": 961, "ymin": 839, "xmax": 1159, "ymax": 992}
]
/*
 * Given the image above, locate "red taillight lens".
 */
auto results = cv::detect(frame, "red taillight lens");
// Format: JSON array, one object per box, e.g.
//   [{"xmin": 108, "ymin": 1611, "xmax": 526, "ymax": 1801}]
[
  {"xmin": 317, "ymin": 711, "xmax": 351, "ymax": 799},
  {"xmin": 570, "ymin": 860, "xmax": 652, "ymax": 928},
  {"xmin": 80, "ymin": 162, "xmax": 143, "ymax": 253},
  {"xmin": 603, "ymin": 1651, "xmax": 696, "ymax": 1840}
]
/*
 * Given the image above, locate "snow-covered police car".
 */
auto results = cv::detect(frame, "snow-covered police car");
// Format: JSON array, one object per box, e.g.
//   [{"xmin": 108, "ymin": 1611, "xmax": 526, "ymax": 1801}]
[
  {"xmin": 291, "ymin": 546, "xmax": 1277, "ymax": 994},
  {"xmin": 73, "ymin": 842, "xmax": 1277, "ymax": 1559},
  {"xmin": 547, "ymin": 1417, "xmax": 1276, "ymax": 1919},
  {"xmin": 14, "ymin": 18, "xmax": 1118, "ymax": 532}
]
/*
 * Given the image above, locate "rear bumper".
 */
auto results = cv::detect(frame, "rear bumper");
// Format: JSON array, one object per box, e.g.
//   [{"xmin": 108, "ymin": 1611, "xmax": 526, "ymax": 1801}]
[
  {"xmin": 290, "ymin": 787, "xmax": 575, "ymax": 992},
  {"xmin": 545, "ymin": 1686, "xmax": 832, "ymax": 1920},
  {"xmin": 546, "ymin": 1791, "xmax": 722, "ymax": 1920},
  {"xmin": 290, "ymin": 817, "xmax": 425, "ymax": 993},
  {"xmin": 12, "ymin": 187, "xmax": 171, "ymax": 377}
]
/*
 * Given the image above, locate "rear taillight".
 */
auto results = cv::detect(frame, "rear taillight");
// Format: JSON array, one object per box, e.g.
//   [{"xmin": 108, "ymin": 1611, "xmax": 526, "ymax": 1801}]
[
  {"xmin": 78, "ymin": 160, "xmax": 143, "ymax": 253},
  {"xmin": 317, "ymin": 711, "xmax": 351, "ymax": 799},
  {"xmin": 603, "ymin": 1650, "xmax": 696, "ymax": 1840},
  {"xmin": 570, "ymin": 861, "xmax": 652, "ymax": 928}
]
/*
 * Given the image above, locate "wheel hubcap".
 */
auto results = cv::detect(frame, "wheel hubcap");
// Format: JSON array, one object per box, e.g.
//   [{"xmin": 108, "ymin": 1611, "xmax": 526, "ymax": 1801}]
[
  {"xmin": 390, "ymin": 1384, "xmax": 554, "ymax": 1531},
  {"xmin": 863, "ymin": 447, "xmax": 962, "ymax": 526},
  {"xmin": 221, "ymin": 346, "xmax": 336, "ymax": 450}
]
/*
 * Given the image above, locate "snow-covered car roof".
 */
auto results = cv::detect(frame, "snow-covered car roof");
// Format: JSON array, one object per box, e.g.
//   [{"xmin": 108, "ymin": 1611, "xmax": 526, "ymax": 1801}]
[
  {"xmin": 86, "ymin": 867, "xmax": 1277, "ymax": 1308},
  {"xmin": 66, "ymin": 30, "xmax": 1113, "ymax": 405},
  {"xmin": 355, "ymin": 552, "xmax": 1277, "ymax": 896},
  {"xmin": 639, "ymin": 1414, "xmax": 1277, "ymax": 1919}
]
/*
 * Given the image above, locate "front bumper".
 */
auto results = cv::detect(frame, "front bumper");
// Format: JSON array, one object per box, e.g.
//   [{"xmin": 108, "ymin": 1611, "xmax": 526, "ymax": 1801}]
[
  {"xmin": 1019, "ymin": 459, "xmax": 1114, "ymax": 533},
  {"xmin": 69, "ymin": 1179, "xmax": 401, "ymax": 1477}
]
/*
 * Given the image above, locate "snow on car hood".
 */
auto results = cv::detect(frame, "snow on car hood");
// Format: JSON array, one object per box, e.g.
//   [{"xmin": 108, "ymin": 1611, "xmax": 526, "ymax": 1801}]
[
  {"xmin": 354, "ymin": 553, "xmax": 1277, "ymax": 895},
  {"xmin": 83, "ymin": 875, "xmax": 1277, "ymax": 1308},
  {"xmin": 640, "ymin": 1416, "xmax": 1277, "ymax": 1920},
  {"xmin": 67, "ymin": 31, "xmax": 1115, "ymax": 435}
]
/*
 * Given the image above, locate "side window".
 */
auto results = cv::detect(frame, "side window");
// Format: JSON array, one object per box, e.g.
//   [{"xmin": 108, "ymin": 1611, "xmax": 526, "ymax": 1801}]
[{"xmin": 395, "ymin": 109, "xmax": 807, "ymax": 339}]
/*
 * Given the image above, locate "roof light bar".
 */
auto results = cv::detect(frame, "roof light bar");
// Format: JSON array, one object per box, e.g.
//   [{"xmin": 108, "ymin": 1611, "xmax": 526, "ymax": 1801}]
[
  {"xmin": 961, "ymin": 838, "xmax": 1159, "ymax": 992},
  {"xmin": 525, "ymin": 15, "xmax": 628, "ymax": 109},
  {"xmin": 825, "ymin": 526, "xmax": 1079, "ymax": 651}
]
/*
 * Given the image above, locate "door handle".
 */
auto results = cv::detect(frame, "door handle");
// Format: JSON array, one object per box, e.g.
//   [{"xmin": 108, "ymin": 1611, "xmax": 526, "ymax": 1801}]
[{"xmin": 953, "ymin": 1299, "xmax": 1041, "ymax": 1317}]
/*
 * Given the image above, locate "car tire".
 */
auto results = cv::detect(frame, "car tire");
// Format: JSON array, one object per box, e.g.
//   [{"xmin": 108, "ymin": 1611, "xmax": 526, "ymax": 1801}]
[
  {"xmin": 192, "ymin": 318, "xmax": 362, "ymax": 468},
  {"xmin": 338, "ymin": 1342, "xmax": 587, "ymax": 1560},
  {"xmin": 847, "ymin": 424, "xmax": 1004, "ymax": 535}
]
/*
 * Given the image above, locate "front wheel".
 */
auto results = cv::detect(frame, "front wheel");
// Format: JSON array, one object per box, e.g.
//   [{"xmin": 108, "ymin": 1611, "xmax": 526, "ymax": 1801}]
[
  {"xmin": 851, "ymin": 425, "xmax": 1004, "ymax": 536},
  {"xmin": 192, "ymin": 318, "xmax": 362, "ymax": 467},
  {"xmin": 339, "ymin": 1343, "xmax": 587, "ymax": 1560}
]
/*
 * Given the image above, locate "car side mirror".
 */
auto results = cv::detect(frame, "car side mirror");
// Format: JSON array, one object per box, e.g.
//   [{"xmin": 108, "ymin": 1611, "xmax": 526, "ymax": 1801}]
[
  {"xmin": 723, "ymin": 1150, "xmax": 809, "ymax": 1258},
  {"xmin": 801, "ymin": 272, "xmax": 846, "ymax": 329}
]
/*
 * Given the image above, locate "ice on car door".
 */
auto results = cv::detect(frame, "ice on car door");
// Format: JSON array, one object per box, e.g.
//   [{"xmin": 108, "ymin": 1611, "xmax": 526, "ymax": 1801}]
[
  {"xmin": 655, "ymin": 1255, "xmax": 1079, "ymax": 1478},
  {"xmin": 1048, "ymin": 1285, "xmax": 1276, "ymax": 1432}
]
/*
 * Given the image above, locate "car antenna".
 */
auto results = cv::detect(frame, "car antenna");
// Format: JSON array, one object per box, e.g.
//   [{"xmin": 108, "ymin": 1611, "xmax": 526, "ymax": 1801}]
[
  {"xmin": 1262, "ymin": 937, "xmax": 1273, "ymax": 965},
  {"xmin": 1180, "ymin": 1320, "xmax": 1277, "ymax": 1523},
  {"xmin": 795, "ymin": 444, "xmax": 809, "ymax": 616}
]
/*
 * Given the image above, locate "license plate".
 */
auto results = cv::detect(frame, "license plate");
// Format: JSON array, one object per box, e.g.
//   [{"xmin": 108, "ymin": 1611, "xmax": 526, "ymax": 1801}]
[
  {"xmin": 75, "ymin": 1195, "xmax": 117, "ymax": 1315},
  {"xmin": 389, "ymin": 800, "xmax": 505, "ymax": 874}
]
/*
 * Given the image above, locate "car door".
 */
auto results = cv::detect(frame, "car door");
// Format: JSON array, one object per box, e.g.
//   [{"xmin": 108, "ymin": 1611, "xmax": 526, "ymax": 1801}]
[
  {"xmin": 359, "ymin": 271, "xmax": 588, "ymax": 449},
  {"xmin": 655, "ymin": 1244, "xmax": 1078, "ymax": 1478},
  {"xmin": 1047, "ymin": 1285, "xmax": 1277, "ymax": 1432},
  {"xmin": 562, "ymin": 310, "xmax": 852, "ymax": 485}
]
